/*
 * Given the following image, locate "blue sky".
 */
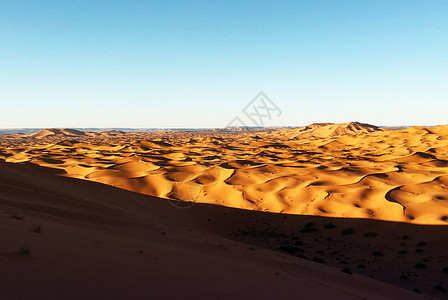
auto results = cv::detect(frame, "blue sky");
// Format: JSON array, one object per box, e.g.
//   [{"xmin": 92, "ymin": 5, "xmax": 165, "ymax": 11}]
[{"xmin": 1, "ymin": 1, "xmax": 447, "ymax": 128}]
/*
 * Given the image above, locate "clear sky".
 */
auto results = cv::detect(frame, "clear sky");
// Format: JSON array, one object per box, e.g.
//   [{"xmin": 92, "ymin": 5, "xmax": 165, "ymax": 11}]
[{"xmin": 1, "ymin": 1, "xmax": 447, "ymax": 128}]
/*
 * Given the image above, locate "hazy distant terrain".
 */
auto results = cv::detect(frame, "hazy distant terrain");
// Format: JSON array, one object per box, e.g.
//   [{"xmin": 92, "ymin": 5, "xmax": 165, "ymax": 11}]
[{"xmin": 0, "ymin": 124, "xmax": 421, "ymax": 135}]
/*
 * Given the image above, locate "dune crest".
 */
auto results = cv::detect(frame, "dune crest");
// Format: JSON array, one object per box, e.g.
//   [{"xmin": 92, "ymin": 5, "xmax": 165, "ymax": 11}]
[
  {"xmin": 0, "ymin": 161, "xmax": 432, "ymax": 299},
  {"xmin": 269, "ymin": 122, "xmax": 382, "ymax": 139},
  {"xmin": 29, "ymin": 128, "xmax": 90, "ymax": 138},
  {"xmin": 1, "ymin": 123, "xmax": 448, "ymax": 224}
]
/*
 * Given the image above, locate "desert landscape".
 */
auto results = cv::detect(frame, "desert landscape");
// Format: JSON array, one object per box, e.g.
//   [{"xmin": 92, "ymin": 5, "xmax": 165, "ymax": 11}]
[
  {"xmin": 3, "ymin": 1, "xmax": 448, "ymax": 299},
  {"xmin": 1, "ymin": 122, "xmax": 448, "ymax": 299}
]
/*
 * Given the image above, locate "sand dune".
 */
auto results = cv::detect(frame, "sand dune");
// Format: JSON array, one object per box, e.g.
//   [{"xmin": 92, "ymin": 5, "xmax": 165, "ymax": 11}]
[
  {"xmin": 2, "ymin": 123, "xmax": 448, "ymax": 225},
  {"xmin": 29, "ymin": 128, "xmax": 88, "ymax": 138},
  {"xmin": 278, "ymin": 122, "xmax": 382, "ymax": 138},
  {"xmin": 2, "ymin": 123, "xmax": 448, "ymax": 298},
  {"xmin": 0, "ymin": 161, "xmax": 437, "ymax": 299}
]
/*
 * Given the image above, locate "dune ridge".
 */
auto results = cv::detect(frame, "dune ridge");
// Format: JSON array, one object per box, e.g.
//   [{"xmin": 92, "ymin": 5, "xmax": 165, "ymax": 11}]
[
  {"xmin": 278, "ymin": 122, "xmax": 382, "ymax": 138},
  {"xmin": 1, "ymin": 123, "xmax": 448, "ymax": 224},
  {"xmin": 0, "ymin": 161, "xmax": 439, "ymax": 299},
  {"xmin": 2, "ymin": 123, "xmax": 448, "ymax": 298},
  {"xmin": 29, "ymin": 128, "xmax": 88, "ymax": 138}
]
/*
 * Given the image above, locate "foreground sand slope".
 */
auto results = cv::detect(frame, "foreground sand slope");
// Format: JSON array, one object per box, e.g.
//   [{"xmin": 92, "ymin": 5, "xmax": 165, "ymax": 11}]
[
  {"xmin": 2, "ymin": 122, "xmax": 448, "ymax": 224},
  {"xmin": 0, "ymin": 162, "xmax": 427, "ymax": 299}
]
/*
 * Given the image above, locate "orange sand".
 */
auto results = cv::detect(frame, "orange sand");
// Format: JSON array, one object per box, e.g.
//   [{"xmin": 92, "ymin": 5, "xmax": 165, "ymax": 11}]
[
  {"xmin": 0, "ymin": 161, "xmax": 434, "ymax": 299},
  {"xmin": 1, "ymin": 122, "xmax": 448, "ymax": 298},
  {"xmin": 2, "ymin": 122, "xmax": 448, "ymax": 224}
]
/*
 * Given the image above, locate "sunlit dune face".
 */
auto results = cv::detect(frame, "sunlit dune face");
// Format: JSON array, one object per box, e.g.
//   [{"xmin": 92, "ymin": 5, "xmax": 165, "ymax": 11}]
[{"xmin": 2, "ymin": 122, "xmax": 448, "ymax": 225}]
